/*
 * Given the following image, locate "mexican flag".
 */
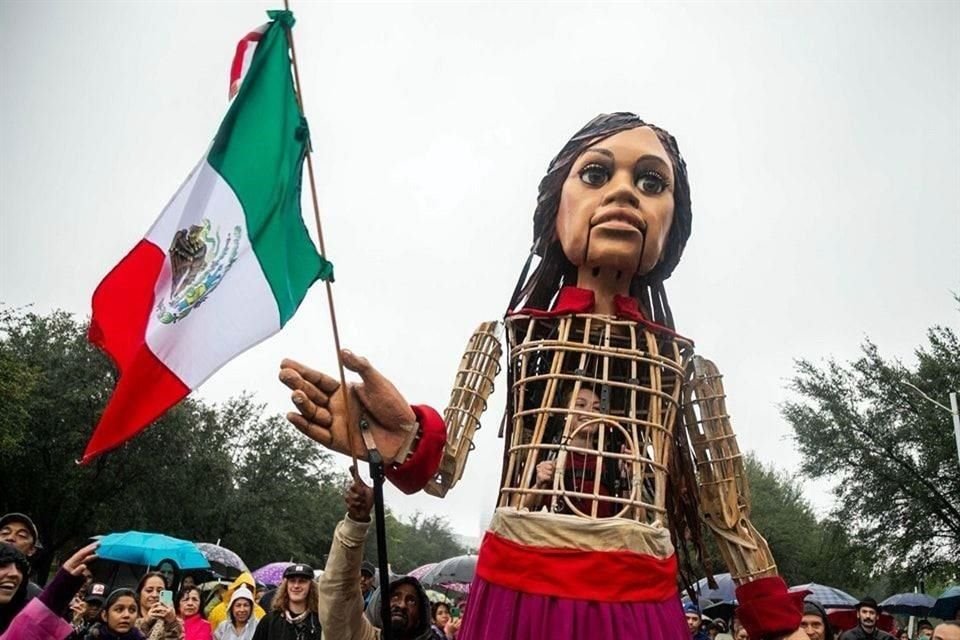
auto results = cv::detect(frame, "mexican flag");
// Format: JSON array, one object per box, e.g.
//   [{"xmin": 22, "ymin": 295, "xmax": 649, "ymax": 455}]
[{"xmin": 83, "ymin": 11, "xmax": 330, "ymax": 462}]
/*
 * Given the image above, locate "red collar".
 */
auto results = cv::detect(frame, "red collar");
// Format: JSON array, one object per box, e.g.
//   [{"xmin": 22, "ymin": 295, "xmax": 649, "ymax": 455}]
[{"xmin": 509, "ymin": 286, "xmax": 688, "ymax": 341}]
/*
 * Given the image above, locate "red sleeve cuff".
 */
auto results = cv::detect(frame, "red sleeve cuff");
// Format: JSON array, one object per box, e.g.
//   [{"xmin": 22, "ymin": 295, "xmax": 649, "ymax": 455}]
[
  {"xmin": 735, "ymin": 576, "xmax": 806, "ymax": 640},
  {"xmin": 384, "ymin": 404, "xmax": 446, "ymax": 495}
]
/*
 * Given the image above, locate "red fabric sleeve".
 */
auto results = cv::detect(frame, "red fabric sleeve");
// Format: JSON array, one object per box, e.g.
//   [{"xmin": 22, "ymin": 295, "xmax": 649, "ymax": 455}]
[
  {"xmin": 735, "ymin": 576, "xmax": 807, "ymax": 640},
  {"xmin": 385, "ymin": 404, "xmax": 447, "ymax": 495}
]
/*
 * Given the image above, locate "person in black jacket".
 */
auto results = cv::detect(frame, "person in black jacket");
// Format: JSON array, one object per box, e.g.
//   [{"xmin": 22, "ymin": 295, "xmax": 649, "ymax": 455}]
[
  {"xmin": 250, "ymin": 564, "xmax": 321, "ymax": 640},
  {"xmin": 838, "ymin": 598, "xmax": 893, "ymax": 640}
]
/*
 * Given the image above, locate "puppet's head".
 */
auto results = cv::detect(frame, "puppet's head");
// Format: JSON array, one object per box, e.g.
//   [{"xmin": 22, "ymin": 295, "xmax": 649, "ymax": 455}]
[{"xmin": 510, "ymin": 113, "xmax": 692, "ymax": 327}]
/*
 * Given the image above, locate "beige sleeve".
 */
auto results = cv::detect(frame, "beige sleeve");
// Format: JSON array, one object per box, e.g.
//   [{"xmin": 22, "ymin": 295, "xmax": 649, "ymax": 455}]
[
  {"xmin": 424, "ymin": 320, "xmax": 502, "ymax": 498},
  {"xmin": 682, "ymin": 355, "xmax": 778, "ymax": 583},
  {"xmin": 318, "ymin": 515, "xmax": 380, "ymax": 640}
]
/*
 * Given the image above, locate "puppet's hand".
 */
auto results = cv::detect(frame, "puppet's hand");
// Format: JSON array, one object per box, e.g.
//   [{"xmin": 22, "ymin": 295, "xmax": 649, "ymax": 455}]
[{"xmin": 280, "ymin": 351, "xmax": 418, "ymax": 464}]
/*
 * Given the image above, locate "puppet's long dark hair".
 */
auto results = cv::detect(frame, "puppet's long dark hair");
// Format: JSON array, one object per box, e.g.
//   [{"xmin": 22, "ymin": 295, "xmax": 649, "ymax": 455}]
[{"xmin": 505, "ymin": 112, "xmax": 712, "ymax": 593}]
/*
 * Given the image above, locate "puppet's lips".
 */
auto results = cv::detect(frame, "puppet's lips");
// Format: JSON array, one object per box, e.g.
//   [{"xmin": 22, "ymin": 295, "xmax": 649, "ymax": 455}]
[{"xmin": 591, "ymin": 209, "xmax": 646, "ymax": 232}]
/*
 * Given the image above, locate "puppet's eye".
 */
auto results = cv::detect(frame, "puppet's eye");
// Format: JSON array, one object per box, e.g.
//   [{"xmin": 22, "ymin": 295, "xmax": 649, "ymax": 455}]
[
  {"xmin": 579, "ymin": 164, "xmax": 609, "ymax": 187},
  {"xmin": 636, "ymin": 170, "xmax": 669, "ymax": 194}
]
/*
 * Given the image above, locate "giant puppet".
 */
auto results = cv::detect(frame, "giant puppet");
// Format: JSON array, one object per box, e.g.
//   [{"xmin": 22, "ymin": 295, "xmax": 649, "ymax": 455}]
[{"xmin": 280, "ymin": 113, "xmax": 808, "ymax": 640}]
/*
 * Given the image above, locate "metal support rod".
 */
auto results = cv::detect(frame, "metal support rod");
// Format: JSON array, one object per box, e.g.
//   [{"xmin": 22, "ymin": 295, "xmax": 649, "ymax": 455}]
[
  {"xmin": 370, "ymin": 453, "xmax": 392, "ymax": 640},
  {"xmin": 902, "ymin": 382, "xmax": 960, "ymax": 469},
  {"xmin": 951, "ymin": 392, "xmax": 960, "ymax": 470},
  {"xmin": 361, "ymin": 418, "xmax": 393, "ymax": 640}
]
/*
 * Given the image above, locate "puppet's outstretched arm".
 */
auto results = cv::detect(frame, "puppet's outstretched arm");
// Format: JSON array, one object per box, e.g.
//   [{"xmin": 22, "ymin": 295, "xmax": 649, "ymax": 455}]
[
  {"xmin": 682, "ymin": 355, "xmax": 778, "ymax": 583},
  {"xmin": 424, "ymin": 321, "xmax": 503, "ymax": 497}
]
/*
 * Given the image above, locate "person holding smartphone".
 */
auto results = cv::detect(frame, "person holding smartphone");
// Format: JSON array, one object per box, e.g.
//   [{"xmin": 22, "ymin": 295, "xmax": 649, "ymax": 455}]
[{"xmin": 136, "ymin": 571, "xmax": 184, "ymax": 640}]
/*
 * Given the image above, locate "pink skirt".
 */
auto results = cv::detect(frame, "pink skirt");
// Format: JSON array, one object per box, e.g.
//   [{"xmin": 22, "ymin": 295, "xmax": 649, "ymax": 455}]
[
  {"xmin": 457, "ymin": 508, "xmax": 688, "ymax": 640},
  {"xmin": 459, "ymin": 574, "xmax": 688, "ymax": 640}
]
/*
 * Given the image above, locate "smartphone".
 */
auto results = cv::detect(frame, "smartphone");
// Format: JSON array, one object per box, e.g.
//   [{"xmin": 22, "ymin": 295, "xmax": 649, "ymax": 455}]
[
  {"xmin": 451, "ymin": 606, "xmax": 461, "ymax": 618},
  {"xmin": 160, "ymin": 590, "xmax": 174, "ymax": 607}
]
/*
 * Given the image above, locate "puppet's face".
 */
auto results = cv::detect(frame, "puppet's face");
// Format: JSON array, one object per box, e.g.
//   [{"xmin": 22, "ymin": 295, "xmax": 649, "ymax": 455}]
[{"xmin": 556, "ymin": 127, "xmax": 675, "ymax": 276}]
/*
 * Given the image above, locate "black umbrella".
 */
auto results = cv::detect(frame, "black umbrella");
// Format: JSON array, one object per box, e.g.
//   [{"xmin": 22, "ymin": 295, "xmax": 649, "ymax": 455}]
[
  {"xmin": 419, "ymin": 555, "xmax": 477, "ymax": 587},
  {"xmin": 931, "ymin": 585, "xmax": 960, "ymax": 620},
  {"xmin": 880, "ymin": 592, "xmax": 935, "ymax": 616}
]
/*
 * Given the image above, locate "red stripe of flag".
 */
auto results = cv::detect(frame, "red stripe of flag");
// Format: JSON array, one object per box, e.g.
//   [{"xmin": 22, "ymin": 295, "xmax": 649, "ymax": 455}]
[
  {"xmin": 84, "ymin": 240, "xmax": 189, "ymax": 462},
  {"xmin": 229, "ymin": 30, "xmax": 265, "ymax": 98}
]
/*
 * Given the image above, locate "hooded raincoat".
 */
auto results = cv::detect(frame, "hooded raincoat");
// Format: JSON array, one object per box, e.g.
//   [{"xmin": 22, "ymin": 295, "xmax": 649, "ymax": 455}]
[
  {"xmin": 213, "ymin": 587, "xmax": 258, "ymax": 640},
  {"xmin": 207, "ymin": 576, "xmax": 265, "ymax": 630},
  {"xmin": 318, "ymin": 515, "xmax": 434, "ymax": 640}
]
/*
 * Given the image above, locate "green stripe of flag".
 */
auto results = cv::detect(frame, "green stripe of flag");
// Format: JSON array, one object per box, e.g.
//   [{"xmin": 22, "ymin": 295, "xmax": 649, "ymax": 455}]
[{"xmin": 207, "ymin": 10, "xmax": 331, "ymax": 326}]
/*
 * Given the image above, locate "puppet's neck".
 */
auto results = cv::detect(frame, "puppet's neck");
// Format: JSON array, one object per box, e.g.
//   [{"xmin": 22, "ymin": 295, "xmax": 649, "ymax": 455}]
[{"xmin": 576, "ymin": 266, "xmax": 630, "ymax": 315}]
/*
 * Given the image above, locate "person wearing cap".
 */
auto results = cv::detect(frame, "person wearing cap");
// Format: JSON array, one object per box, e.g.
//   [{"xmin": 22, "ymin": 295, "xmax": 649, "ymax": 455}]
[
  {"xmin": 801, "ymin": 600, "xmax": 835, "ymax": 640},
  {"xmin": 71, "ymin": 582, "xmax": 108, "ymax": 637},
  {"xmin": 249, "ymin": 564, "xmax": 320, "ymax": 640},
  {"xmin": 360, "ymin": 562, "xmax": 376, "ymax": 610},
  {"xmin": 0, "ymin": 514, "xmax": 40, "ymax": 560},
  {"xmin": 1, "ymin": 541, "xmax": 98, "ymax": 639},
  {"xmin": 838, "ymin": 598, "xmax": 894, "ymax": 640},
  {"xmin": 0, "ymin": 512, "xmax": 43, "ymax": 603},
  {"xmin": 685, "ymin": 603, "xmax": 709, "ymax": 640},
  {"xmin": 315, "ymin": 474, "xmax": 442, "ymax": 640},
  {"xmin": 213, "ymin": 585, "xmax": 258, "ymax": 640}
]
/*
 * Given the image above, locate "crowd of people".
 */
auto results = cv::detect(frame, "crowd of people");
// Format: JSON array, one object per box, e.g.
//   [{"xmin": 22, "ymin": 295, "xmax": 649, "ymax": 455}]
[{"xmin": 2, "ymin": 507, "xmax": 958, "ymax": 640}]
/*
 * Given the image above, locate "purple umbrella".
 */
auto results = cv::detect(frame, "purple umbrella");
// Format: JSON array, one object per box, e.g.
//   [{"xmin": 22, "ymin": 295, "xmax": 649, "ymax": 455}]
[{"xmin": 253, "ymin": 562, "xmax": 294, "ymax": 587}]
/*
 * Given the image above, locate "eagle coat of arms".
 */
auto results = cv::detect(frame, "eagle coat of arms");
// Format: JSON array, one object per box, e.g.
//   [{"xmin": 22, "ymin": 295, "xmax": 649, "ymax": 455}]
[{"xmin": 155, "ymin": 219, "xmax": 242, "ymax": 324}]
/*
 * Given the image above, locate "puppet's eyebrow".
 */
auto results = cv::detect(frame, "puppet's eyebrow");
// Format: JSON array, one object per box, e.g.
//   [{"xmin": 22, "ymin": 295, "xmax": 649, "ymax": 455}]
[
  {"xmin": 581, "ymin": 148, "xmax": 614, "ymax": 159},
  {"xmin": 582, "ymin": 149, "xmax": 670, "ymax": 171}
]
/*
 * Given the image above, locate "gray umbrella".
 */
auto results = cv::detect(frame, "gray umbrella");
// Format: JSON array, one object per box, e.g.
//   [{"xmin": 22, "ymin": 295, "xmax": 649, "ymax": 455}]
[
  {"xmin": 419, "ymin": 555, "xmax": 477, "ymax": 587},
  {"xmin": 195, "ymin": 542, "xmax": 248, "ymax": 579}
]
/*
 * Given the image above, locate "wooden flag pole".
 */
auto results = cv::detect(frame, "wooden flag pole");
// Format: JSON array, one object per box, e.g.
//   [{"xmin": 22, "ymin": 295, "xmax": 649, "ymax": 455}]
[
  {"xmin": 280, "ymin": 1, "xmax": 359, "ymax": 473},
  {"xmin": 279, "ymin": 11, "xmax": 396, "ymax": 637}
]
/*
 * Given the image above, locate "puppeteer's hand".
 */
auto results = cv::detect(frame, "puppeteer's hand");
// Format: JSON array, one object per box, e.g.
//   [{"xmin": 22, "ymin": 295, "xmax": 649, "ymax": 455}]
[
  {"xmin": 280, "ymin": 350, "xmax": 418, "ymax": 464},
  {"xmin": 535, "ymin": 461, "xmax": 556, "ymax": 487},
  {"xmin": 345, "ymin": 471, "xmax": 374, "ymax": 522}
]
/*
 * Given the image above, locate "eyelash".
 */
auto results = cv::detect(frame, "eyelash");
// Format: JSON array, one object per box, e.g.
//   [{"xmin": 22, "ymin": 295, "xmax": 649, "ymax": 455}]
[{"xmin": 578, "ymin": 163, "xmax": 670, "ymax": 193}]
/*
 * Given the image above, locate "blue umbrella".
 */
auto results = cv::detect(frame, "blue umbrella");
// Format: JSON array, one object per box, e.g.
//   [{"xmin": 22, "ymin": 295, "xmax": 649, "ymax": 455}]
[
  {"xmin": 790, "ymin": 583, "xmax": 858, "ymax": 608},
  {"xmin": 97, "ymin": 531, "xmax": 210, "ymax": 570},
  {"xmin": 931, "ymin": 585, "xmax": 960, "ymax": 620},
  {"xmin": 880, "ymin": 592, "xmax": 935, "ymax": 616}
]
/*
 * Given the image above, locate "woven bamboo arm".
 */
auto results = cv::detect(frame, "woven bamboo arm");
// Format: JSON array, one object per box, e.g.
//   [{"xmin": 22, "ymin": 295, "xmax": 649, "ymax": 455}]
[
  {"xmin": 682, "ymin": 355, "xmax": 778, "ymax": 583},
  {"xmin": 424, "ymin": 321, "xmax": 503, "ymax": 497}
]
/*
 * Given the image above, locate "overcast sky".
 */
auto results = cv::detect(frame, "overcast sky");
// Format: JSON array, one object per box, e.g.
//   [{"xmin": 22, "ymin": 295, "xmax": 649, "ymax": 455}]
[{"xmin": 2, "ymin": 1, "xmax": 958, "ymax": 541}]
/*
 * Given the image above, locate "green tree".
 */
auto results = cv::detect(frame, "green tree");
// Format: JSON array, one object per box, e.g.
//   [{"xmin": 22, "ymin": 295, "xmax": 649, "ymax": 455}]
[
  {"xmin": 681, "ymin": 452, "xmax": 871, "ymax": 595},
  {"xmin": 364, "ymin": 511, "xmax": 466, "ymax": 575},
  {"xmin": 782, "ymin": 314, "xmax": 960, "ymax": 588},
  {"xmin": 0, "ymin": 307, "xmax": 465, "ymax": 583}
]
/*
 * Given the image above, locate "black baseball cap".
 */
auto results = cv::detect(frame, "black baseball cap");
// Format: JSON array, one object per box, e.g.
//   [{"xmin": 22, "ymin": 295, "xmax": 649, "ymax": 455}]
[
  {"xmin": 283, "ymin": 563, "xmax": 314, "ymax": 580},
  {"xmin": 86, "ymin": 582, "xmax": 107, "ymax": 604},
  {"xmin": 360, "ymin": 562, "xmax": 375, "ymax": 577}
]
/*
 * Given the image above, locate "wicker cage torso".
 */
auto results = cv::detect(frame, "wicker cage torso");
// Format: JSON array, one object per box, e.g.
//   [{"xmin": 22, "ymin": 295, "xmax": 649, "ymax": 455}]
[{"xmin": 499, "ymin": 313, "xmax": 693, "ymax": 525}]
